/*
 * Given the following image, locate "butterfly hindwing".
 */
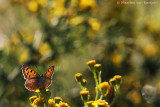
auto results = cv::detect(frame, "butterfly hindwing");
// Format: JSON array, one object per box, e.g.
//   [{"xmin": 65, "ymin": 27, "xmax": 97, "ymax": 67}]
[
  {"xmin": 44, "ymin": 78, "xmax": 52, "ymax": 89},
  {"xmin": 22, "ymin": 65, "xmax": 40, "ymax": 79},
  {"xmin": 44, "ymin": 65, "xmax": 54, "ymax": 79},
  {"xmin": 25, "ymin": 79, "xmax": 39, "ymax": 91}
]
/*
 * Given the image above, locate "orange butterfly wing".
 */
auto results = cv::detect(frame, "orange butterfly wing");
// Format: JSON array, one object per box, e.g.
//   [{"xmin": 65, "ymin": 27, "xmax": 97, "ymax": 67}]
[
  {"xmin": 25, "ymin": 79, "xmax": 39, "ymax": 91},
  {"xmin": 22, "ymin": 65, "xmax": 40, "ymax": 79},
  {"xmin": 44, "ymin": 65, "xmax": 54, "ymax": 88},
  {"xmin": 44, "ymin": 65, "xmax": 54, "ymax": 79}
]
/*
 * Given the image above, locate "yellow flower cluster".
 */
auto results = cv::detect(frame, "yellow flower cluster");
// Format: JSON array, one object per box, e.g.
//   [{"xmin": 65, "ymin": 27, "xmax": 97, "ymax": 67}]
[
  {"xmin": 29, "ymin": 89, "xmax": 70, "ymax": 107},
  {"xmin": 6, "ymin": 30, "xmax": 53, "ymax": 64},
  {"xmin": 76, "ymin": 60, "xmax": 122, "ymax": 107},
  {"xmin": 87, "ymin": 100, "xmax": 110, "ymax": 107},
  {"xmin": 27, "ymin": 0, "xmax": 48, "ymax": 12}
]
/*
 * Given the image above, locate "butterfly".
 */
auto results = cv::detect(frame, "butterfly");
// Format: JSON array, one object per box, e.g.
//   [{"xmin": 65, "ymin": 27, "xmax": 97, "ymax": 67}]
[{"xmin": 22, "ymin": 65, "xmax": 54, "ymax": 91}]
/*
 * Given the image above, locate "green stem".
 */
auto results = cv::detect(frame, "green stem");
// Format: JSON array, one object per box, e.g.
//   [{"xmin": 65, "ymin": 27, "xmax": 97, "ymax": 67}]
[
  {"xmin": 98, "ymin": 71, "xmax": 102, "ymax": 85},
  {"xmin": 79, "ymin": 82, "xmax": 86, "ymax": 90},
  {"xmin": 100, "ymin": 94, "xmax": 104, "ymax": 100},
  {"xmin": 93, "ymin": 72, "xmax": 99, "ymax": 100},
  {"xmin": 84, "ymin": 101, "xmax": 88, "ymax": 107},
  {"xmin": 110, "ymin": 85, "xmax": 120, "ymax": 106}
]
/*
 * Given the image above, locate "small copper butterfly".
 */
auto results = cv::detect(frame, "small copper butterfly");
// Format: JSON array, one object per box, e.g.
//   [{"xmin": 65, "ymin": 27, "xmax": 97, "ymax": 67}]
[{"xmin": 22, "ymin": 65, "xmax": 54, "ymax": 91}]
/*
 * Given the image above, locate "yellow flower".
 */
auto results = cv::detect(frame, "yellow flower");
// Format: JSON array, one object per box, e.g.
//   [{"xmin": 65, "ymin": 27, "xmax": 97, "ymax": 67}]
[
  {"xmin": 109, "ymin": 78, "xmax": 116, "ymax": 86},
  {"xmin": 33, "ymin": 97, "xmax": 44, "ymax": 106},
  {"xmin": 69, "ymin": 16, "xmax": 84, "ymax": 26},
  {"xmin": 29, "ymin": 96, "xmax": 37, "ymax": 102},
  {"xmin": 94, "ymin": 64, "xmax": 102, "ymax": 72},
  {"xmin": 21, "ymin": 33, "xmax": 34, "ymax": 44},
  {"xmin": 113, "ymin": 75, "xmax": 122, "ymax": 85},
  {"xmin": 80, "ymin": 90, "xmax": 89, "ymax": 102},
  {"xmin": 86, "ymin": 60, "xmax": 96, "ymax": 66},
  {"xmin": 80, "ymin": 90, "xmax": 89, "ymax": 95},
  {"xmin": 100, "ymin": 82, "xmax": 110, "ymax": 96},
  {"xmin": 35, "ymin": 89, "xmax": 40, "ymax": 93},
  {"xmin": 52, "ymin": 0, "xmax": 67, "ymax": 16},
  {"xmin": 48, "ymin": 99, "xmax": 56, "ymax": 107},
  {"xmin": 27, "ymin": 0, "xmax": 38, "ymax": 12},
  {"xmin": 19, "ymin": 48, "xmax": 30, "ymax": 64},
  {"xmin": 126, "ymin": 90, "xmax": 142, "ymax": 104},
  {"xmin": 87, "ymin": 101, "xmax": 95, "ymax": 107},
  {"xmin": 75, "ymin": 73, "xmax": 83, "ymax": 82},
  {"xmin": 70, "ymin": 0, "xmax": 79, "ymax": 7},
  {"xmin": 86, "ymin": 60, "xmax": 96, "ymax": 71},
  {"xmin": 35, "ymin": 89, "xmax": 50, "ymax": 93},
  {"xmin": 79, "ymin": 0, "xmax": 97, "ymax": 11},
  {"xmin": 111, "ymin": 51, "xmax": 122, "ymax": 66},
  {"xmin": 11, "ymin": 34, "xmax": 20, "ymax": 45},
  {"xmin": 143, "ymin": 43, "xmax": 158, "ymax": 57},
  {"xmin": 38, "ymin": 42, "xmax": 52, "ymax": 56},
  {"xmin": 96, "ymin": 100, "xmax": 110, "ymax": 107},
  {"xmin": 38, "ymin": 0, "xmax": 47, "ymax": 7},
  {"xmin": 54, "ymin": 97, "xmax": 62, "ymax": 104},
  {"xmin": 88, "ymin": 18, "xmax": 101, "ymax": 31},
  {"xmin": 59, "ymin": 102, "xmax": 70, "ymax": 107},
  {"xmin": 81, "ymin": 79, "xmax": 87, "ymax": 87}
]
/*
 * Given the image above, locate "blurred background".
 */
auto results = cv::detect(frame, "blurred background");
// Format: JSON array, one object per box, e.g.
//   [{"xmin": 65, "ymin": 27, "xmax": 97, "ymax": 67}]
[{"xmin": 0, "ymin": 0, "xmax": 160, "ymax": 106}]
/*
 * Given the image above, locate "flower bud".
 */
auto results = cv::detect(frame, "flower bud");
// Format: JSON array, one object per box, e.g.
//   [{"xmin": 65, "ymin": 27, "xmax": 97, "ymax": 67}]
[
  {"xmin": 94, "ymin": 64, "xmax": 102, "ymax": 73},
  {"xmin": 75, "ymin": 73, "xmax": 83, "ymax": 82},
  {"xmin": 80, "ymin": 90, "xmax": 89, "ymax": 102},
  {"xmin": 86, "ymin": 60, "xmax": 96, "ymax": 71},
  {"xmin": 81, "ymin": 79, "xmax": 87, "ymax": 88},
  {"xmin": 113, "ymin": 75, "xmax": 122, "ymax": 85},
  {"xmin": 109, "ymin": 78, "xmax": 116, "ymax": 86}
]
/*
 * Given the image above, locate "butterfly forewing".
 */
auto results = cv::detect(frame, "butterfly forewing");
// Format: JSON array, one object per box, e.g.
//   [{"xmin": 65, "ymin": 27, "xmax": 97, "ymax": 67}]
[
  {"xmin": 22, "ymin": 65, "xmax": 40, "ymax": 79},
  {"xmin": 44, "ymin": 65, "xmax": 54, "ymax": 79}
]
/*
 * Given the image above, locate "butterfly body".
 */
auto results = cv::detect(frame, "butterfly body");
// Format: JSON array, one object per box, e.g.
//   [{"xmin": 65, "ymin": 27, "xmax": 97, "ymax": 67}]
[{"xmin": 22, "ymin": 65, "xmax": 54, "ymax": 91}]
